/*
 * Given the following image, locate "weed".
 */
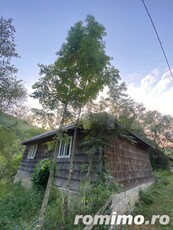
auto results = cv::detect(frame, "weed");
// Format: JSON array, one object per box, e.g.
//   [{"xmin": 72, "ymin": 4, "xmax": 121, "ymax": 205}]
[
  {"xmin": 139, "ymin": 190, "xmax": 154, "ymax": 205},
  {"xmin": 0, "ymin": 182, "xmax": 43, "ymax": 229}
]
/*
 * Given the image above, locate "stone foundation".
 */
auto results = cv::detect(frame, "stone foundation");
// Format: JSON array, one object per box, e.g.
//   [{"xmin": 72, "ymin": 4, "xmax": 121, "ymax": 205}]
[
  {"xmin": 110, "ymin": 181, "xmax": 153, "ymax": 229},
  {"xmin": 14, "ymin": 169, "xmax": 32, "ymax": 189}
]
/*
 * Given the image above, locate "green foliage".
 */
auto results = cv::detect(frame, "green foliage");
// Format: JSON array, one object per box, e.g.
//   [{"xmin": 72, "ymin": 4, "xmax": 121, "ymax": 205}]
[
  {"xmin": 0, "ymin": 111, "xmax": 46, "ymax": 141},
  {"xmin": 0, "ymin": 182, "xmax": 43, "ymax": 230},
  {"xmin": 79, "ymin": 176, "xmax": 119, "ymax": 213},
  {"xmin": 32, "ymin": 158, "xmax": 51, "ymax": 190},
  {"xmin": 139, "ymin": 190, "xmax": 154, "ymax": 205},
  {"xmin": 81, "ymin": 112, "xmax": 133, "ymax": 156},
  {"xmin": 53, "ymin": 15, "xmax": 112, "ymax": 109},
  {"xmin": 81, "ymin": 112, "xmax": 117, "ymax": 155},
  {"xmin": 0, "ymin": 17, "xmax": 27, "ymax": 113},
  {"xmin": 154, "ymin": 170, "xmax": 170, "ymax": 187},
  {"xmin": 12, "ymin": 154, "xmax": 22, "ymax": 172},
  {"xmin": 44, "ymin": 176, "xmax": 119, "ymax": 230},
  {"xmin": 31, "ymin": 108, "xmax": 61, "ymax": 129},
  {"xmin": 31, "ymin": 15, "xmax": 119, "ymax": 127},
  {"xmin": 43, "ymin": 188, "xmax": 65, "ymax": 229},
  {"xmin": 137, "ymin": 171, "xmax": 170, "ymax": 208},
  {"xmin": 0, "ymin": 112, "xmax": 46, "ymax": 181},
  {"xmin": 46, "ymin": 140, "xmax": 56, "ymax": 151},
  {"xmin": 149, "ymin": 148, "xmax": 170, "ymax": 170},
  {"xmin": 91, "ymin": 89, "xmax": 173, "ymax": 155},
  {"xmin": 0, "ymin": 176, "xmax": 118, "ymax": 230},
  {"xmin": 0, "ymin": 126, "xmax": 21, "ymax": 181},
  {"xmin": 131, "ymin": 171, "xmax": 173, "ymax": 229},
  {"xmin": 143, "ymin": 110, "xmax": 173, "ymax": 150},
  {"xmin": 0, "ymin": 154, "xmax": 23, "ymax": 183}
]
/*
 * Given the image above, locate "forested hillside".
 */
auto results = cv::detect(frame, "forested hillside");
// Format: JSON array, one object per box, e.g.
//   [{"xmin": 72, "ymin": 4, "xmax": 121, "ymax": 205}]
[
  {"xmin": 0, "ymin": 111, "xmax": 46, "ymax": 182},
  {"xmin": 0, "ymin": 111, "xmax": 46, "ymax": 141}
]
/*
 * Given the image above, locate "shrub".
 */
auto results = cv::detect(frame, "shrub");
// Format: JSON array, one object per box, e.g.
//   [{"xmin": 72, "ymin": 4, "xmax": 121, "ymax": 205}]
[
  {"xmin": 0, "ymin": 154, "xmax": 22, "ymax": 183},
  {"xmin": 32, "ymin": 158, "xmax": 51, "ymax": 190}
]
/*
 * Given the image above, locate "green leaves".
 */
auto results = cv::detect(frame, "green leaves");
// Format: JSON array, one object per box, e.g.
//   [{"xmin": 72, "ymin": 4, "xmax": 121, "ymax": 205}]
[
  {"xmin": 0, "ymin": 17, "xmax": 18, "ymax": 58},
  {"xmin": 0, "ymin": 183, "xmax": 43, "ymax": 229},
  {"xmin": 143, "ymin": 110, "xmax": 173, "ymax": 150},
  {"xmin": 0, "ymin": 125, "xmax": 20, "ymax": 181},
  {"xmin": 32, "ymin": 159, "xmax": 51, "ymax": 191},
  {"xmin": 81, "ymin": 112, "xmax": 117, "ymax": 155},
  {"xmin": 0, "ymin": 17, "xmax": 27, "ymax": 113},
  {"xmin": 32, "ymin": 15, "xmax": 118, "ymax": 121}
]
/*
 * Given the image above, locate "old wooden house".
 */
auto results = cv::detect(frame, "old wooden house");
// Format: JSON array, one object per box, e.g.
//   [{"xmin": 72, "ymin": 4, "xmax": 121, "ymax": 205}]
[{"xmin": 14, "ymin": 123, "xmax": 154, "ymax": 191}]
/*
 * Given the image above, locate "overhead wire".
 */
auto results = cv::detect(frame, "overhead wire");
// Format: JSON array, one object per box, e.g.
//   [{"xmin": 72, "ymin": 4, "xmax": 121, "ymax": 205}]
[{"xmin": 141, "ymin": 0, "xmax": 173, "ymax": 79}]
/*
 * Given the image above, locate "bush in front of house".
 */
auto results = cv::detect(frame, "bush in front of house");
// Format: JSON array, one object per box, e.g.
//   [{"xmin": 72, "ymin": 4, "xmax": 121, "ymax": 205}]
[{"xmin": 32, "ymin": 158, "xmax": 51, "ymax": 190}]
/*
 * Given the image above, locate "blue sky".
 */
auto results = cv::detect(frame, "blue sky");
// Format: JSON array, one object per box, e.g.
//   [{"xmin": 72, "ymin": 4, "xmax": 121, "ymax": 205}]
[{"xmin": 1, "ymin": 0, "xmax": 173, "ymax": 115}]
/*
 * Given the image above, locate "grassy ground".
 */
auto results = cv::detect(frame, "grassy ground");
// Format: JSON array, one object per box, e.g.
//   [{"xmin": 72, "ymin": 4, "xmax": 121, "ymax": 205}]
[
  {"xmin": 0, "ymin": 171, "xmax": 172, "ymax": 229},
  {"xmin": 0, "ymin": 177, "xmax": 118, "ymax": 230},
  {"xmin": 122, "ymin": 170, "xmax": 173, "ymax": 230},
  {"xmin": 0, "ymin": 182, "xmax": 43, "ymax": 230}
]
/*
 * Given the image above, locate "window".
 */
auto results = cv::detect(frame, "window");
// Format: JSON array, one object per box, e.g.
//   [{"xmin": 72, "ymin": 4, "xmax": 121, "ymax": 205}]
[
  {"xmin": 27, "ymin": 145, "xmax": 38, "ymax": 159},
  {"xmin": 58, "ymin": 136, "xmax": 73, "ymax": 158}
]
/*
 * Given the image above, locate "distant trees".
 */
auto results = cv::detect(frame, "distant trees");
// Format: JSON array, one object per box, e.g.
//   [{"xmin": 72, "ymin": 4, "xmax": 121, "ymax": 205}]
[
  {"xmin": 0, "ymin": 17, "xmax": 27, "ymax": 113},
  {"xmin": 143, "ymin": 110, "xmax": 173, "ymax": 151},
  {"xmin": 86, "ymin": 91, "xmax": 173, "ymax": 153},
  {"xmin": 0, "ymin": 17, "xmax": 27, "ymax": 181},
  {"xmin": 0, "ymin": 110, "xmax": 46, "ymax": 181}
]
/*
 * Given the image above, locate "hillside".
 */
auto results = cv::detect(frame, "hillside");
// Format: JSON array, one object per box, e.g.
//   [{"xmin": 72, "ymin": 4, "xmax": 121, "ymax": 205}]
[
  {"xmin": 0, "ymin": 111, "xmax": 47, "ymax": 182},
  {"xmin": 0, "ymin": 111, "xmax": 47, "ymax": 141}
]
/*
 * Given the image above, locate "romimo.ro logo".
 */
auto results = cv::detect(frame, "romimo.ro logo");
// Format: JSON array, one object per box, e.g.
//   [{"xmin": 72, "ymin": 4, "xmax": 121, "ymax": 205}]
[{"xmin": 74, "ymin": 212, "xmax": 170, "ymax": 226}]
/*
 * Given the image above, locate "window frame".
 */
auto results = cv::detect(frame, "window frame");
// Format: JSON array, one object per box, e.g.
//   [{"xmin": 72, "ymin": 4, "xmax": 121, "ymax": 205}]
[
  {"xmin": 57, "ymin": 136, "xmax": 73, "ymax": 158},
  {"xmin": 27, "ymin": 144, "xmax": 38, "ymax": 159}
]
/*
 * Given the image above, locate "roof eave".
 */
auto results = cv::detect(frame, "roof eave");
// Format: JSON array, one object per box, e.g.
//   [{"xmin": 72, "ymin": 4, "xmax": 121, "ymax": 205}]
[{"xmin": 21, "ymin": 124, "xmax": 75, "ymax": 145}]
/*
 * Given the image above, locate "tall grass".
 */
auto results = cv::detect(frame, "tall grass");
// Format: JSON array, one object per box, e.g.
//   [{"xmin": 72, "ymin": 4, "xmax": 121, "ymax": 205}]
[
  {"xmin": 0, "ymin": 182, "xmax": 43, "ymax": 230},
  {"xmin": 127, "ymin": 170, "xmax": 173, "ymax": 230},
  {"xmin": 0, "ymin": 175, "xmax": 119, "ymax": 230}
]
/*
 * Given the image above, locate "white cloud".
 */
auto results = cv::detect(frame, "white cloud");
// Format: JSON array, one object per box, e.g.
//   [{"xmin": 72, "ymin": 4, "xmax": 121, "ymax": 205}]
[
  {"xmin": 140, "ymin": 69, "xmax": 158, "ymax": 91},
  {"xmin": 127, "ymin": 68, "xmax": 173, "ymax": 115},
  {"xmin": 25, "ymin": 68, "xmax": 173, "ymax": 116},
  {"xmin": 26, "ymin": 87, "xmax": 42, "ymax": 109},
  {"xmin": 151, "ymin": 70, "xmax": 172, "ymax": 96}
]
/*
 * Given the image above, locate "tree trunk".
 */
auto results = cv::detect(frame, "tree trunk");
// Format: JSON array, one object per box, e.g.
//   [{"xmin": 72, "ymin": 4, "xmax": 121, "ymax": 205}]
[
  {"xmin": 64, "ymin": 107, "xmax": 81, "ymax": 215},
  {"xmin": 36, "ymin": 105, "xmax": 67, "ymax": 230}
]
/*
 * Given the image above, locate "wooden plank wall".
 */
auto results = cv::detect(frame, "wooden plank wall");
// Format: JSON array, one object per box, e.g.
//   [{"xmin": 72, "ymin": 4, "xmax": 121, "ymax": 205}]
[
  {"xmin": 104, "ymin": 138, "xmax": 154, "ymax": 189},
  {"xmin": 19, "ymin": 142, "xmax": 53, "ymax": 174},
  {"xmin": 19, "ymin": 132, "xmax": 154, "ymax": 191},
  {"xmin": 54, "ymin": 134, "xmax": 99, "ymax": 191},
  {"xmin": 19, "ymin": 133, "xmax": 99, "ymax": 191}
]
